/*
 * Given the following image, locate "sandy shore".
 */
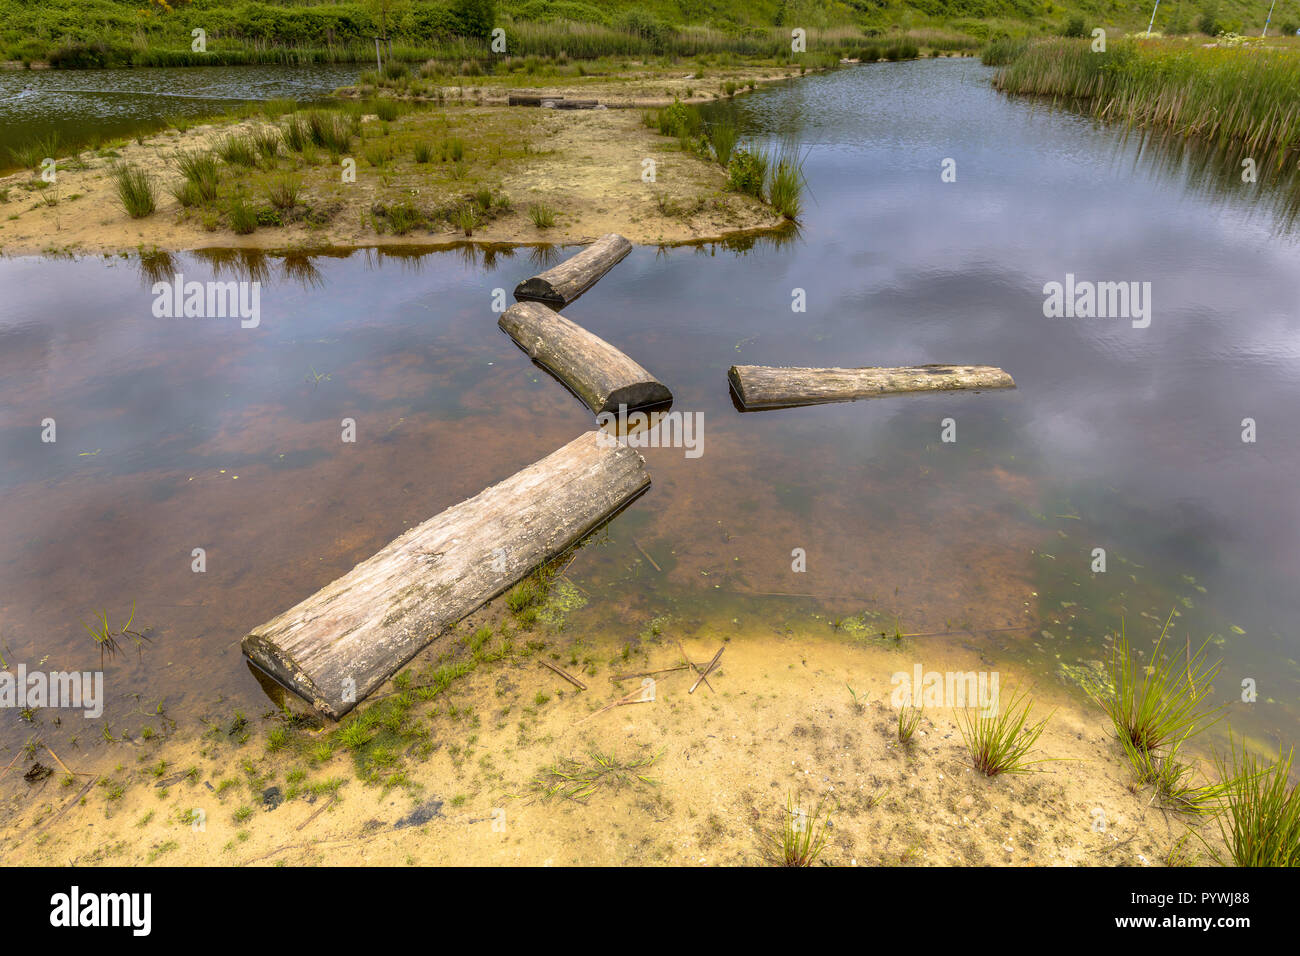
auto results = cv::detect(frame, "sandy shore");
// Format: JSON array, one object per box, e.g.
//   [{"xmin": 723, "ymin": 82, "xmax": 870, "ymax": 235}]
[
  {"xmin": 0, "ymin": 83, "xmax": 789, "ymax": 257},
  {"xmin": 0, "ymin": 592, "xmax": 1226, "ymax": 866}
]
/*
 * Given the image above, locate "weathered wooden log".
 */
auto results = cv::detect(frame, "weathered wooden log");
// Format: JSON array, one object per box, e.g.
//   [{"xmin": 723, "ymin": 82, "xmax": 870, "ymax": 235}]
[
  {"xmin": 728, "ymin": 364, "xmax": 1015, "ymax": 410},
  {"xmin": 514, "ymin": 233, "xmax": 632, "ymax": 307},
  {"xmin": 553, "ymin": 99, "xmax": 601, "ymax": 110},
  {"xmin": 508, "ymin": 93, "xmax": 565, "ymax": 106},
  {"xmin": 500, "ymin": 301, "xmax": 672, "ymax": 414},
  {"xmin": 242, "ymin": 432, "xmax": 650, "ymax": 719}
]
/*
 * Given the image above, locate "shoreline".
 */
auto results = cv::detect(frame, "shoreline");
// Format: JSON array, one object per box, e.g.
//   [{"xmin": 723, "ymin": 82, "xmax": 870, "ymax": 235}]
[{"xmin": 0, "ymin": 64, "xmax": 808, "ymax": 257}]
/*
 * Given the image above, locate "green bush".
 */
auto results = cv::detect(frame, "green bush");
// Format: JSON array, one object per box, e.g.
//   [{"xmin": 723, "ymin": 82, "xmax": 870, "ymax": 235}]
[
  {"xmin": 726, "ymin": 147, "xmax": 766, "ymax": 199},
  {"xmin": 1062, "ymin": 16, "xmax": 1086, "ymax": 37},
  {"xmin": 450, "ymin": 0, "xmax": 495, "ymax": 39}
]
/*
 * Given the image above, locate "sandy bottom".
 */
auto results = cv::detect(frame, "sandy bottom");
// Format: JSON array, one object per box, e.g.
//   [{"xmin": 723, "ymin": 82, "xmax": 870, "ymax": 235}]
[{"xmin": 0, "ymin": 600, "xmax": 1225, "ymax": 867}]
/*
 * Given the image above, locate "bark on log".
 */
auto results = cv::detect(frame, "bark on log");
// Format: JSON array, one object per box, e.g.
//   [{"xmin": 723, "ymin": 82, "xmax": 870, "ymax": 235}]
[
  {"xmin": 514, "ymin": 233, "xmax": 632, "ymax": 307},
  {"xmin": 242, "ymin": 432, "xmax": 650, "ymax": 719},
  {"xmin": 500, "ymin": 301, "xmax": 672, "ymax": 414},
  {"xmin": 728, "ymin": 364, "xmax": 1015, "ymax": 410}
]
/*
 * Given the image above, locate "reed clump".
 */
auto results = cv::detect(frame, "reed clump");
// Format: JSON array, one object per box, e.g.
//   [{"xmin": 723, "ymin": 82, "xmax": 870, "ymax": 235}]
[{"xmin": 995, "ymin": 38, "xmax": 1300, "ymax": 156}]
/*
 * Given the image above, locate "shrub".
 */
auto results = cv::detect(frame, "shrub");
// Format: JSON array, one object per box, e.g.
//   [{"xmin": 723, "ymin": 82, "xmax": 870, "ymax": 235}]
[
  {"xmin": 1062, "ymin": 16, "xmax": 1087, "ymax": 38},
  {"xmin": 726, "ymin": 147, "xmax": 767, "ymax": 199}
]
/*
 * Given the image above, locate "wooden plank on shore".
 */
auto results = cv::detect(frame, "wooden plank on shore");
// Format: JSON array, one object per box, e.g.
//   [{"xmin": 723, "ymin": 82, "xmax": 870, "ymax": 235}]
[
  {"xmin": 242, "ymin": 432, "xmax": 650, "ymax": 719},
  {"xmin": 728, "ymin": 364, "xmax": 1015, "ymax": 410},
  {"xmin": 500, "ymin": 301, "xmax": 672, "ymax": 415},
  {"xmin": 514, "ymin": 233, "xmax": 632, "ymax": 307}
]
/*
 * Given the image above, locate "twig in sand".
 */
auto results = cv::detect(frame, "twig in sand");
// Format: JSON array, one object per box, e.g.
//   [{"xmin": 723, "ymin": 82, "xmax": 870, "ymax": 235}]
[
  {"xmin": 296, "ymin": 794, "xmax": 338, "ymax": 832},
  {"xmin": 690, "ymin": 647, "xmax": 725, "ymax": 695},
  {"xmin": 677, "ymin": 639, "xmax": 713, "ymax": 693},
  {"xmin": 632, "ymin": 537, "xmax": 662, "ymax": 572},
  {"xmin": 540, "ymin": 659, "xmax": 587, "ymax": 691}
]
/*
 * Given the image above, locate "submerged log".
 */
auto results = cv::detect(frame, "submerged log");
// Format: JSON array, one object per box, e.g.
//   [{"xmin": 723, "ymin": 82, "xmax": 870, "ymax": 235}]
[
  {"xmin": 514, "ymin": 233, "xmax": 632, "ymax": 307},
  {"xmin": 500, "ymin": 301, "xmax": 672, "ymax": 414},
  {"xmin": 243, "ymin": 432, "xmax": 650, "ymax": 719},
  {"xmin": 728, "ymin": 364, "xmax": 1015, "ymax": 410}
]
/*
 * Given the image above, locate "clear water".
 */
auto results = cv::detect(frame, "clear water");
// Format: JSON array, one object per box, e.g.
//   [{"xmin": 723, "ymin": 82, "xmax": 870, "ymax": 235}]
[{"xmin": 1, "ymin": 58, "xmax": 1297, "ymax": 754}]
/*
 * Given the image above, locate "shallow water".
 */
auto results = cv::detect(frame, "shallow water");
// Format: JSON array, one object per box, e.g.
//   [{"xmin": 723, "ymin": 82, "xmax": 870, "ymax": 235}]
[
  {"xmin": 0, "ymin": 64, "xmax": 361, "ymax": 153},
  {"xmin": 2, "ymin": 58, "xmax": 1298, "ymax": 754}
]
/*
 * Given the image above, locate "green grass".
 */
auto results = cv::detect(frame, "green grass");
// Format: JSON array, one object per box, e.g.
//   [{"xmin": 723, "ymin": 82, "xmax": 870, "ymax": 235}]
[
  {"xmin": 1094, "ymin": 612, "xmax": 1222, "ymax": 758},
  {"xmin": 530, "ymin": 748, "xmax": 660, "ymax": 802},
  {"xmin": 228, "ymin": 197, "xmax": 257, "ymax": 235},
  {"xmin": 897, "ymin": 703, "xmax": 922, "ymax": 746},
  {"xmin": 267, "ymin": 175, "xmax": 302, "ymax": 210},
  {"xmin": 528, "ymin": 202, "xmax": 557, "ymax": 229},
  {"xmin": 111, "ymin": 164, "xmax": 155, "ymax": 218},
  {"xmin": 174, "ymin": 149, "xmax": 220, "ymax": 203},
  {"xmin": 216, "ymin": 134, "xmax": 257, "ymax": 167},
  {"xmin": 995, "ymin": 38, "xmax": 1300, "ymax": 158},
  {"xmin": 1212, "ymin": 735, "xmax": 1300, "ymax": 866},
  {"xmin": 767, "ymin": 147, "xmax": 805, "ymax": 220},
  {"xmin": 767, "ymin": 791, "xmax": 830, "ymax": 866},
  {"xmin": 955, "ymin": 686, "xmax": 1052, "ymax": 776}
]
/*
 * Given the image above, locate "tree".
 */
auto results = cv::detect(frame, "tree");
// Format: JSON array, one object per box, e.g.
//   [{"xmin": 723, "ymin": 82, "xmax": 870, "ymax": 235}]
[{"xmin": 451, "ymin": 0, "xmax": 495, "ymax": 40}]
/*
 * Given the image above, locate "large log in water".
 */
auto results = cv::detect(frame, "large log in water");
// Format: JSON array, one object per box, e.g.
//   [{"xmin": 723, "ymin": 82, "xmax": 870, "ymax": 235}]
[
  {"xmin": 728, "ymin": 364, "xmax": 1015, "ymax": 410},
  {"xmin": 500, "ymin": 301, "xmax": 672, "ymax": 414},
  {"xmin": 243, "ymin": 432, "xmax": 651, "ymax": 719},
  {"xmin": 514, "ymin": 233, "xmax": 632, "ymax": 307}
]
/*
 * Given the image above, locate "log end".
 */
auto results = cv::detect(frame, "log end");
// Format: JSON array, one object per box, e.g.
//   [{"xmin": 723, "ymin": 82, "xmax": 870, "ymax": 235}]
[
  {"xmin": 600, "ymin": 381, "xmax": 674, "ymax": 415},
  {"xmin": 513, "ymin": 277, "xmax": 564, "ymax": 306}
]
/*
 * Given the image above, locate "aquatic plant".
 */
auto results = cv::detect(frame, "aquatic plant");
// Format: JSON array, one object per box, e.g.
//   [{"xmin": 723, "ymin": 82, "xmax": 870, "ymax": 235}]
[
  {"xmin": 767, "ymin": 146, "xmax": 805, "ymax": 220},
  {"xmin": 530, "ymin": 748, "xmax": 660, "ymax": 802},
  {"xmin": 766, "ymin": 791, "xmax": 831, "ymax": 866},
  {"xmin": 7, "ymin": 132, "xmax": 59, "ymax": 170},
  {"xmin": 897, "ymin": 703, "xmax": 922, "ymax": 746},
  {"xmin": 956, "ymin": 686, "xmax": 1052, "ymax": 776},
  {"xmin": 111, "ymin": 164, "xmax": 155, "ymax": 218},
  {"xmin": 1095, "ymin": 612, "xmax": 1222, "ymax": 757},
  {"xmin": 706, "ymin": 117, "xmax": 737, "ymax": 166},
  {"xmin": 996, "ymin": 39, "xmax": 1300, "ymax": 157},
  {"xmin": 981, "ymin": 36, "xmax": 1029, "ymax": 66},
  {"xmin": 727, "ymin": 146, "xmax": 769, "ymax": 200},
  {"xmin": 1211, "ymin": 735, "xmax": 1300, "ymax": 867}
]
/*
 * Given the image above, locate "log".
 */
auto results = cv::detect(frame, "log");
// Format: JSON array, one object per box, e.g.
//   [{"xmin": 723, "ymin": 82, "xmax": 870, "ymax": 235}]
[
  {"xmin": 553, "ymin": 99, "xmax": 601, "ymax": 110},
  {"xmin": 500, "ymin": 301, "xmax": 672, "ymax": 415},
  {"xmin": 243, "ymin": 432, "xmax": 650, "ymax": 719},
  {"xmin": 728, "ymin": 364, "xmax": 1015, "ymax": 410},
  {"xmin": 508, "ymin": 93, "xmax": 565, "ymax": 106},
  {"xmin": 514, "ymin": 233, "xmax": 632, "ymax": 307}
]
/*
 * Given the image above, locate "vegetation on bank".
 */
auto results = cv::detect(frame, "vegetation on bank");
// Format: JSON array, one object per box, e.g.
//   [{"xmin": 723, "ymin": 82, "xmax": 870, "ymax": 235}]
[
  {"xmin": 991, "ymin": 36, "xmax": 1300, "ymax": 158},
  {"xmin": 7, "ymin": 0, "xmax": 1291, "ymax": 69}
]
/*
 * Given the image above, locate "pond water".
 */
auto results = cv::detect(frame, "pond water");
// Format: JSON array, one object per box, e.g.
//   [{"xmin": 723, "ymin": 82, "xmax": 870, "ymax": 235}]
[
  {"xmin": 2, "ymin": 58, "xmax": 1298, "ymax": 754},
  {"xmin": 0, "ymin": 64, "xmax": 362, "ymax": 156}
]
